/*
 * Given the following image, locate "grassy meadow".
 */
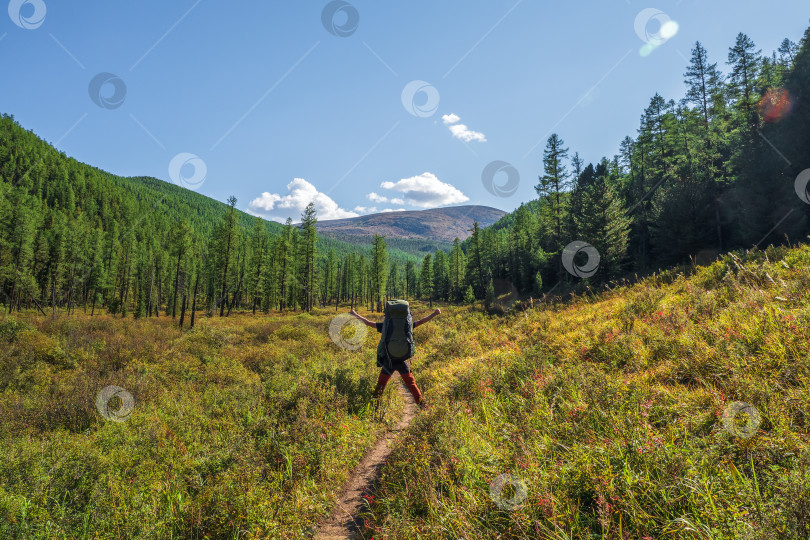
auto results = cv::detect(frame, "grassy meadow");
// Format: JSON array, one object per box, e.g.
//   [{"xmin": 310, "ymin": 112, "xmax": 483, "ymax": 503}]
[
  {"xmin": 364, "ymin": 244, "xmax": 810, "ymax": 539},
  {"xmin": 0, "ymin": 244, "xmax": 809, "ymax": 539},
  {"xmin": 0, "ymin": 307, "xmax": 405, "ymax": 539}
]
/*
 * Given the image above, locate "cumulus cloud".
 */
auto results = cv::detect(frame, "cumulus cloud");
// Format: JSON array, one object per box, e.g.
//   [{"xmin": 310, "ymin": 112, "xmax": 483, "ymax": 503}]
[
  {"xmin": 442, "ymin": 113, "xmax": 461, "ymax": 125},
  {"xmin": 367, "ymin": 192, "xmax": 388, "ymax": 204},
  {"xmin": 449, "ymin": 123, "xmax": 487, "ymax": 142},
  {"xmin": 379, "ymin": 172, "xmax": 469, "ymax": 208},
  {"xmin": 249, "ymin": 178, "xmax": 358, "ymax": 223},
  {"xmin": 381, "ymin": 208, "xmax": 407, "ymax": 213},
  {"xmin": 441, "ymin": 113, "xmax": 487, "ymax": 143}
]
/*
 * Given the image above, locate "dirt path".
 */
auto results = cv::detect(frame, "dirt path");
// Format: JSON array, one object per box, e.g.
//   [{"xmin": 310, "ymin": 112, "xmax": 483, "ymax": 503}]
[{"xmin": 315, "ymin": 378, "xmax": 417, "ymax": 539}]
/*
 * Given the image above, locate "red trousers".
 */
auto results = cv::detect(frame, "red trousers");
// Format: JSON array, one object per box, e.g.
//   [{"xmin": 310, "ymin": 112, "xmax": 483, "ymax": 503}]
[{"xmin": 372, "ymin": 370, "xmax": 422, "ymax": 404}]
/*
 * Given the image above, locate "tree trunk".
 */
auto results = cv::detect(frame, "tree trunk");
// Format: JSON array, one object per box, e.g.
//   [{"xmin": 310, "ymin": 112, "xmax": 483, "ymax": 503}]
[
  {"xmin": 190, "ymin": 271, "xmax": 199, "ymax": 328},
  {"xmin": 156, "ymin": 262, "xmax": 162, "ymax": 317},
  {"xmin": 147, "ymin": 266, "xmax": 155, "ymax": 317},
  {"xmin": 219, "ymin": 230, "xmax": 233, "ymax": 317},
  {"xmin": 172, "ymin": 250, "xmax": 182, "ymax": 318},
  {"xmin": 179, "ymin": 292, "xmax": 187, "ymax": 328},
  {"xmin": 227, "ymin": 275, "xmax": 243, "ymax": 317}
]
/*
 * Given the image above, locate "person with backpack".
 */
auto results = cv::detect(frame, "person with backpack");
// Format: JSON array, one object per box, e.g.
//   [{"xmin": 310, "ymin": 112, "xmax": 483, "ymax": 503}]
[{"xmin": 349, "ymin": 300, "xmax": 440, "ymax": 410}]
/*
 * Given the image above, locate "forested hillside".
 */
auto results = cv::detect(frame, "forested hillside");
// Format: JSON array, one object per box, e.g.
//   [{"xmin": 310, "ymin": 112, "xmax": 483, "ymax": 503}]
[
  {"xmin": 0, "ymin": 116, "xmax": 421, "ymax": 318},
  {"xmin": 449, "ymin": 28, "xmax": 810, "ymax": 306}
]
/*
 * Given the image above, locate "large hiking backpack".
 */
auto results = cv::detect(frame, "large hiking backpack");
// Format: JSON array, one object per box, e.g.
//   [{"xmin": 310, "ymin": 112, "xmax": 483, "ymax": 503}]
[{"xmin": 378, "ymin": 300, "xmax": 414, "ymax": 367}]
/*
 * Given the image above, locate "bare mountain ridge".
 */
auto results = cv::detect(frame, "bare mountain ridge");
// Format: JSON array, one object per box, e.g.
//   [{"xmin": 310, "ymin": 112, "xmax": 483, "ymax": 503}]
[{"xmin": 315, "ymin": 205, "xmax": 506, "ymax": 244}]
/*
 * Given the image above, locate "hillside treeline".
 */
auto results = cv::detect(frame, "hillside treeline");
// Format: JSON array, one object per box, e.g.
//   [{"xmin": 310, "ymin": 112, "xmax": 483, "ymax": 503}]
[
  {"xmin": 0, "ymin": 116, "xmax": 421, "ymax": 318},
  {"xmin": 428, "ymin": 28, "xmax": 810, "ymax": 305}
]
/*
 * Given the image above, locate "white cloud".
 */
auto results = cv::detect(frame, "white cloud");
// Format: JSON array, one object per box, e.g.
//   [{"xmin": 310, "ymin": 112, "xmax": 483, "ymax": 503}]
[
  {"xmin": 248, "ymin": 178, "xmax": 358, "ymax": 222},
  {"xmin": 353, "ymin": 205, "xmax": 378, "ymax": 214},
  {"xmin": 379, "ymin": 172, "xmax": 469, "ymax": 208},
  {"xmin": 442, "ymin": 113, "xmax": 461, "ymax": 125},
  {"xmin": 367, "ymin": 192, "xmax": 388, "ymax": 204},
  {"xmin": 441, "ymin": 113, "xmax": 486, "ymax": 142},
  {"xmin": 381, "ymin": 208, "xmax": 407, "ymax": 213},
  {"xmin": 449, "ymin": 123, "xmax": 487, "ymax": 143},
  {"xmin": 391, "ymin": 198, "xmax": 405, "ymax": 205}
]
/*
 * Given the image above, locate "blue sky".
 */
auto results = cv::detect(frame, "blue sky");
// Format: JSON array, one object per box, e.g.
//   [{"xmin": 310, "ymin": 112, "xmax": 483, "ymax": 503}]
[{"xmin": 2, "ymin": 0, "xmax": 809, "ymax": 222}]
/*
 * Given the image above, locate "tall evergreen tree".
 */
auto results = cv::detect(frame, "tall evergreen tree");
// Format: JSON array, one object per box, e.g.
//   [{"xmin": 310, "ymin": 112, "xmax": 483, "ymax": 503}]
[
  {"xmin": 300, "ymin": 202, "xmax": 318, "ymax": 311},
  {"xmin": 371, "ymin": 234, "xmax": 388, "ymax": 312},
  {"xmin": 418, "ymin": 253, "xmax": 433, "ymax": 307},
  {"xmin": 218, "ymin": 196, "xmax": 238, "ymax": 316},
  {"xmin": 535, "ymin": 133, "xmax": 570, "ymax": 246}
]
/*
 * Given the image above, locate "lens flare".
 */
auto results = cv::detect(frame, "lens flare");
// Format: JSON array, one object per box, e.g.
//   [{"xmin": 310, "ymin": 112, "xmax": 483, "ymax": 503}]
[
  {"xmin": 660, "ymin": 20, "xmax": 679, "ymax": 40},
  {"xmin": 758, "ymin": 88, "xmax": 793, "ymax": 123}
]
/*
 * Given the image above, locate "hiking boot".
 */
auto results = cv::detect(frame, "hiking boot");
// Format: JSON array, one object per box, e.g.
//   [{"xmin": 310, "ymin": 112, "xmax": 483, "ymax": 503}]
[{"xmin": 417, "ymin": 399, "xmax": 429, "ymax": 411}]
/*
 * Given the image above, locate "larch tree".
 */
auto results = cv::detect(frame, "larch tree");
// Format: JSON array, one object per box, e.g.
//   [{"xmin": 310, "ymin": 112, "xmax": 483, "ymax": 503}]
[
  {"xmin": 535, "ymin": 133, "xmax": 570, "ymax": 248},
  {"xmin": 300, "ymin": 202, "xmax": 318, "ymax": 311},
  {"xmin": 371, "ymin": 234, "xmax": 388, "ymax": 312}
]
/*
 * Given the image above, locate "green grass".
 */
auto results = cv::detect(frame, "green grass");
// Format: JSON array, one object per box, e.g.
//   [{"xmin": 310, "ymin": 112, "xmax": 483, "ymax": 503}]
[
  {"xmin": 0, "ymin": 309, "xmax": 404, "ymax": 539},
  {"xmin": 1, "ymin": 244, "xmax": 810, "ymax": 539},
  {"xmin": 363, "ymin": 245, "xmax": 810, "ymax": 539}
]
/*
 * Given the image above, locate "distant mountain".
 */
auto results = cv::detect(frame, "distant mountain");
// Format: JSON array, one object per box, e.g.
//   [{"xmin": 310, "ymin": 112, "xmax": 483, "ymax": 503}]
[{"xmin": 316, "ymin": 205, "xmax": 507, "ymax": 255}]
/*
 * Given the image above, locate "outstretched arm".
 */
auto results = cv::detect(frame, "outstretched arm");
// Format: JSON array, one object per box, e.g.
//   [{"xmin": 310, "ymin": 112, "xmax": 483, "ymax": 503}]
[
  {"xmin": 414, "ymin": 308, "xmax": 441, "ymax": 328},
  {"xmin": 350, "ymin": 308, "xmax": 378, "ymax": 328}
]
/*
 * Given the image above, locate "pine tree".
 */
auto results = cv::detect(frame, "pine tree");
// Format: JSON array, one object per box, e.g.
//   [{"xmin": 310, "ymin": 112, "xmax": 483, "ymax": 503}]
[
  {"xmin": 170, "ymin": 220, "xmax": 191, "ymax": 318},
  {"xmin": 534, "ymin": 134, "xmax": 570, "ymax": 246},
  {"xmin": 247, "ymin": 218, "xmax": 268, "ymax": 314},
  {"xmin": 300, "ymin": 202, "xmax": 318, "ymax": 311},
  {"xmin": 463, "ymin": 284, "xmax": 475, "ymax": 305},
  {"xmin": 779, "ymin": 38, "xmax": 799, "ymax": 67},
  {"xmin": 484, "ymin": 278, "xmax": 495, "ymax": 310},
  {"xmin": 432, "ymin": 249, "xmax": 449, "ymax": 301},
  {"xmin": 419, "ymin": 253, "xmax": 433, "ymax": 307},
  {"xmin": 1, "ymin": 193, "xmax": 35, "ymax": 312},
  {"xmin": 371, "ymin": 234, "xmax": 388, "ymax": 311},
  {"xmin": 683, "ymin": 42, "xmax": 725, "ymax": 136},
  {"xmin": 387, "ymin": 260, "xmax": 398, "ymax": 299},
  {"xmin": 727, "ymin": 33, "xmax": 762, "ymax": 126},
  {"xmin": 576, "ymin": 160, "xmax": 631, "ymax": 279},
  {"xmin": 405, "ymin": 260, "xmax": 416, "ymax": 299},
  {"xmin": 465, "ymin": 222, "xmax": 487, "ymax": 298},
  {"xmin": 218, "ymin": 196, "xmax": 238, "ymax": 316},
  {"xmin": 448, "ymin": 238, "xmax": 465, "ymax": 302}
]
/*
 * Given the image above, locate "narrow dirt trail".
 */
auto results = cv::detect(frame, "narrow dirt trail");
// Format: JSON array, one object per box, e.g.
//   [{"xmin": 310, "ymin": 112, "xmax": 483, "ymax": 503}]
[{"xmin": 315, "ymin": 378, "xmax": 417, "ymax": 539}]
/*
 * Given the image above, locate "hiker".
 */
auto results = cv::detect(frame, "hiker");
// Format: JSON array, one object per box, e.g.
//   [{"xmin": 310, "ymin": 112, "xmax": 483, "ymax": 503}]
[{"xmin": 349, "ymin": 301, "xmax": 440, "ymax": 410}]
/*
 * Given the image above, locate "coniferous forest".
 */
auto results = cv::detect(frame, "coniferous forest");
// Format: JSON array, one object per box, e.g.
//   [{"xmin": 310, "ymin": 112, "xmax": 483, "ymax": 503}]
[
  {"xmin": 456, "ymin": 29, "xmax": 810, "ymax": 305},
  {"xmin": 4, "ymin": 29, "xmax": 810, "ymax": 319}
]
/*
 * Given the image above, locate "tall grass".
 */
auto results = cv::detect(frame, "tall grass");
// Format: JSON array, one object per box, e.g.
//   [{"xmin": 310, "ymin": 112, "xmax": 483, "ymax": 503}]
[
  {"xmin": 362, "ymin": 245, "xmax": 810, "ymax": 539},
  {"xmin": 0, "ymin": 310, "xmax": 401, "ymax": 539},
  {"xmin": 2, "ymin": 245, "xmax": 809, "ymax": 538}
]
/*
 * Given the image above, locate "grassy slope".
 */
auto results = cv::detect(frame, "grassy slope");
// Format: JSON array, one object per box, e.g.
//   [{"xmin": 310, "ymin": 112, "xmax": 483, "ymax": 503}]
[
  {"xmin": 365, "ymin": 244, "xmax": 810, "ymax": 539},
  {"xmin": 0, "ymin": 244, "xmax": 808, "ymax": 538}
]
